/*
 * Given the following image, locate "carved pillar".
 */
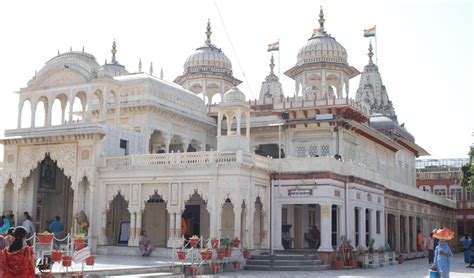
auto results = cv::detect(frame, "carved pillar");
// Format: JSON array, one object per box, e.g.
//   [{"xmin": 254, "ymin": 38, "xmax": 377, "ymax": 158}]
[
  {"xmin": 395, "ymin": 214, "xmax": 401, "ymax": 252},
  {"xmin": 246, "ymin": 111, "xmax": 250, "ymax": 138},
  {"xmin": 404, "ymin": 215, "xmax": 410, "ymax": 253},
  {"xmin": 136, "ymin": 210, "xmax": 143, "ymax": 244},
  {"xmin": 234, "ymin": 205, "xmax": 242, "ymax": 239},
  {"xmin": 162, "ymin": 132, "xmax": 172, "ymax": 153},
  {"xmin": 100, "ymin": 86, "xmax": 107, "ymax": 122},
  {"xmin": 167, "ymin": 209, "xmax": 182, "ymax": 248},
  {"xmin": 217, "ymin": 112, "xmax": 222, "ymax": 137},
  {"xmin": 236, "ymin": 112, "xmax": 241, "ymax": 135},
  {"xmin": 30, "ymin": 102, "xmax": 36, "ymax": 128},
  {"xmin": 17, "ymin": 102, "xmax": 23, "ymax": 129},
  {"xmin": 128, "ymin": 211, "xmax": 137, "ymax": 246},
  {"xmin": 46, "ymin": 100, "xmax": 53, "ymax": 127},
  {"xmin": 182, "ymin": 137, "xmax": 190, "ymax": 153},
  {"xmin": 360, "ymin": 207, "xmax": 366, "ymax": 248},
  {"xmin": 319, "ymin": 204, "xmax": 333, "ymax": 251},
  {"xmin": 273, "ymin": 203, "xmax": 284, "ymax": 250},
  {"xmin": 61, "ymin": 99, "xmax": 67, "ymax": 124},
  {"xmin": 321, "ymin": 70, "xmax": 327, "ymax": 99},
  {"xmin": 68, "ymin": 99, "xmax": 74, "ymax": 123},
  {"xmin": 101, "ymin": 210, "xmax": 108, "ymax": 245}
]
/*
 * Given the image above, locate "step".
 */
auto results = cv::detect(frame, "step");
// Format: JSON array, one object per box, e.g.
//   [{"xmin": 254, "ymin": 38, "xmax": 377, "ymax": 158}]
[
  {"xmin": 246, "ymin": 259, "xmax": 324, "ymax": 266},
  {"xmin": 244, "ymin": 264, "xmax": 330, "ymax": 271},
  {"xmin": 249, "ymin": 254, "xmax": 318, "ymax": 261},
  {"xmin": 96, "ymin": 273, "xmax": 184, "ymax": 278}
]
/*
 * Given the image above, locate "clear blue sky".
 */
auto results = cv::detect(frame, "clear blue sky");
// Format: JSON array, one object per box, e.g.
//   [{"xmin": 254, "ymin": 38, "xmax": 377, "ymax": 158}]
[{"xmin": 0, "ymin": 0, "xmax": 472, "ymax": 158}]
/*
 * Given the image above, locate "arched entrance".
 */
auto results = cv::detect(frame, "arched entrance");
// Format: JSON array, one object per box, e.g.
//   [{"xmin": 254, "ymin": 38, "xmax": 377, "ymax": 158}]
[
  {"xmin": 182, "ymin": 192, "xmax": 209, "ymax": 239},
  {"xmin": 142, "ymin": 192, "xmax": 168, "ymax": 247},
  {"xmin": 20, "ymin": 155, "xmax": 73, "ymax": 234},
  {"xmin": 106, "ymin": 193, "xmax": 131, "ymax": 245},
  {"xmin": 221, "ymin": 198, "xmax": 235, "ymax": 239}
]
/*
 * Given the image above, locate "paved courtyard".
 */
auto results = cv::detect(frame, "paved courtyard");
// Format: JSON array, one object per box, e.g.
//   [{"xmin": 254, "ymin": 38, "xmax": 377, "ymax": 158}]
[{"xmin": 198, "ymin": 253, "xmax": 473, "ymax": 278}]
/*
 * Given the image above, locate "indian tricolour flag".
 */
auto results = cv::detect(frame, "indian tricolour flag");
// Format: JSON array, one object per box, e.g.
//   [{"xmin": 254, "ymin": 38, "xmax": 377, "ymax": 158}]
[
  {"xmin": 267, "ymin": 41, "xmax": 279, "ymax": 52},
  {"xmin": 364, "ymin": 26, "xmax": 376, "ymax": 37}
]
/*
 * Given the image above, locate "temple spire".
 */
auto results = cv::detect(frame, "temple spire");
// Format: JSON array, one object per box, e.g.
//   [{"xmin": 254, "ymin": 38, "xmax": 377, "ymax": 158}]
[
  {"xmin": 269, "ymin": 53, "xmax": 275, "ymax": 74},
  {"xmin": 150, "ymin": 62, "xmax": 153, "ymax": 75},
  {"xmin": 160, "ymin": 67, "xmax": 164, "ymax": 80},
  {"xmin": 138, "ymin": 58, "xmax": 142, "ymax": 72},
  {"xmin": 318, "ymin": 6, "xmax": 325, "ymax": 32},
  {"xmin": 111, "ymin": 39, "xmax": 117, "ymax": 64},
  {"xmin": 205, "ymin": 19, "xmax": 212, "ymax": 46},
  {"xmin": 368, "ymin": 41, "xmax": 374, "ymax": 64}
]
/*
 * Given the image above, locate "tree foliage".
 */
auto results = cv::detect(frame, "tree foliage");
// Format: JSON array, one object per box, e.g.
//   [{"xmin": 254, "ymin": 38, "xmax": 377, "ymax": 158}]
[{"xmin": 460, "ymin": 146, "xmax": 474, "ymax": 190}]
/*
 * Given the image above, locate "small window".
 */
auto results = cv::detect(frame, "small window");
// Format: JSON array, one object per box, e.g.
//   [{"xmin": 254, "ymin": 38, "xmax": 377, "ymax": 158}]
[
  {"xmin": 321, "ymin": 145, "xmax": 330, "ymax": 156},
  {"xmin": 309, "ymin": 145, "xmax": 318, "ymax": 157},
  {"xmin": 120, "ymin": 139, "xmax": 129, "ymax": 156},
  {"xmin": 296, "ymin": 145, "xmax": 306, "ymax": 158}
]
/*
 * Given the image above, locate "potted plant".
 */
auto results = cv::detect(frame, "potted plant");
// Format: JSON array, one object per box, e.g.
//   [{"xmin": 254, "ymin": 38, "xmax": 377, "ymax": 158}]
[
  {"xmin": 339, "ymin": 235, "xmax": 353, "ymax": 253},
  {"xmin": 242, "ymin": 248, "xmax": 250, "ymax": 259},
  {"xmin": 85, "ymin": 255, "xmax": 96, "ymax": 266},
  {"xmin": 217, "ymin": 248, "xmax": 226, "ymax": 260},
  {"xmin": 51, "ymin": 249, "xmax": 63, "ymax": 262},
  {"xmin": 189, "ymin": 265, "xmax": 200, "ymax": 276},
  {"xmin": 177, "ymin": 249, "xmax": 187, "ymax": 260},
  {"xmin": 189, "ymin": 235, "xmax": 200, "ymax": 248},
  {"xmin": 224, "ymin": 239, "xmax": 233, "ymax": 257},
  {"xmin": 210, "ymin": 261, "xmax": 220, "ymax": 274},
  {"xmin": 367, "ymin": 238, "xmax": 375, "ymax": 253},
  {"xmin": 232, "ymin": 261, "xmax": 241, "ymax": 269},
  {"xmin": 232, "ymin": 237, "xmax": 241, "ymax": 248},
  {"xmin": 37, "ymin": 231, "xmax": 54, "ymax": 245},
  {"xmin": 62, "ymin": 256, "xmax": 73, "ymax": 267},
  {"xmin": 397, "ymin": 254, "xmax": 404, "ymax": 264},
  {"xmin": 333, "ymin": 253, "xmax": 343, "ymax": 270},
  {"xmin": 200, "ymin": 248, "xmax": 212, "ymax": 260},
  {"xmin": 210, "ymin": 236, "xmax": 219, "ymax": 249}
]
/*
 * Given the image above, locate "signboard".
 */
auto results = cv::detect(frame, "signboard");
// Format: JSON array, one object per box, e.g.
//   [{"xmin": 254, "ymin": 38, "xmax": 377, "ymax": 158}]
[{"xmin": 288, "ymin": 189, "xmax": 312, "ymax": 197}]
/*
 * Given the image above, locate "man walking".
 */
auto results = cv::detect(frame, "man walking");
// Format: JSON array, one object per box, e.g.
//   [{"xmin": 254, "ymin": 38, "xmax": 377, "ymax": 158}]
[{"xmin": 49, "ymin": 216, "xmax": 64, "ymax": 248}]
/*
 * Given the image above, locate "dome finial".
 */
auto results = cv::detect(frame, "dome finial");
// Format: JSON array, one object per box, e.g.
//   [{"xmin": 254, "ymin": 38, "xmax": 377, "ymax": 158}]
[
  {"xmin": 160, "ymin": 67, "xmax": 164, "ymax": 80},
  {"xmin": 111, "ymin": 39, "xmax": 117, "ymax": 64},
  {"xmin": 269, "ymin": 53, "xmax": 275, "ymax": 74},
  {"xmin": 138, "ymin": 58, "xmax": 142, "ymax": 72},
  {"xmin": 205, "ymin": 19, "xmax": 212, "ymax": 46},
  {"xmin": 318, "ymin": 6, "xmax": 325, "ymax": 31},
  {"xmin": 150, "ymin": 62, "xmax": 153, "ymax": 75},
  {"xmin": 368, "ymin": 41, "xmax": 374, "ymax": 63}
]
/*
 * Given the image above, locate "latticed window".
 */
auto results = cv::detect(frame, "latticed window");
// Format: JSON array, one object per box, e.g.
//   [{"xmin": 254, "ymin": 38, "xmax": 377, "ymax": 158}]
[
  {"xmin": 309, "ymin": 145, "xmax": 318, "ymax": 157},
  {"xmin": 296, "ymin": 145, "xmax": 306, "ymax": 158},
  {"xmin": 321, "ymin": 144, "xmax": 330, "ymax": 156}
]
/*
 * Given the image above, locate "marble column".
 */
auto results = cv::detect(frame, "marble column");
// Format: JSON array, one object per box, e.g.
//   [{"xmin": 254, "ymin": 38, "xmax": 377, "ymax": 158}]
[
  {"xmin": 128, "ymin": 211, "xmax": 137, "ymax": 246},
  {"xmin": 360, "ymin": 207, "xmax": 366, "ymax": 248},
  {"xmin": 234, "ymin": 205, "xmax": 242, "ymax": 239},
  {"xmin": 404, "ymin": 215, "xmax": 410, "ymax": 253},
  {"xmin": 319, "ymin": 204, "xmax": 333, "ymax": 252},
  {"xmin": 167, "ymin": 209, "xmax": 182, "ymax": 248},
  {"xmin": 182, "ymin": 137, "xmax": 190, "ymax": 153},
  {"xmin": 31, "ymin": 103, "xmax": 37, "ymax": 127},
  {"xmin": 395, "ymin": 214, "xmax": 401, "ymax": 252},
  {"xmin": 136, "ymin": 210, "xmax": 143, "ymax": 243}
]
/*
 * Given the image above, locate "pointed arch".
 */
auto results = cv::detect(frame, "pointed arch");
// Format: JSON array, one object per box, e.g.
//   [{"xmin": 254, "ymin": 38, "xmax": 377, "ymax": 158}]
[{"xmin": 20, "ymin": 99, "xmax": 32, "ymax": 128}]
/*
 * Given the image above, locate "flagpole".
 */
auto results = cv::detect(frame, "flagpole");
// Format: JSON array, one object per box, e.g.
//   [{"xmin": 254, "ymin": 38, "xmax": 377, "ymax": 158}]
[
  {"xmin": 374, "ymin": 25, "xmax": 378, "ymax": 65},
  {"xmin": 278, "ymin": 38, "xmax": 280, "ymax": 78}
]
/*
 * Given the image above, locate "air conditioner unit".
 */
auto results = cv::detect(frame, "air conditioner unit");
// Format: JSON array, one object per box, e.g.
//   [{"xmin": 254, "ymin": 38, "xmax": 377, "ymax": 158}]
[{"xmin": 315, "ymin": 113, "xmax": 333, "ymax": 121}]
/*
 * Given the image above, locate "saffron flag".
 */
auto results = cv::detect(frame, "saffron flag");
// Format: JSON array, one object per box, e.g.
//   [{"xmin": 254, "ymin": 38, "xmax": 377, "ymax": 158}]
[
  {"xmin": 364, "ymin": 26, "xmax": 376, "ymax": 37},
  {"xmin": 267, "ymin": 41, "xmax": 279, "ymax": 52}
]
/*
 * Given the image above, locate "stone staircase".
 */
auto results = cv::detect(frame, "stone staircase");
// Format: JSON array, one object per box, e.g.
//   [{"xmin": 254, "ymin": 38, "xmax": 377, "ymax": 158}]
[{"xmin": 245, "ymin": 254, "xmax": 329, "ymax": 271}]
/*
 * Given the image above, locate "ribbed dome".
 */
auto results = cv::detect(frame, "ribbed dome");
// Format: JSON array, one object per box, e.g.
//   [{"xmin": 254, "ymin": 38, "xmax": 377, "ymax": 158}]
[
  {"xmin": 99, "ymin": 63, "xmax": 128, "ymax": 77},
  {"xmin": 223, "ymin": 86, "xmax": 246, "ymax": 103},
  {"xmin": 297, "ymin": 31, "xmax": 347, "ymax": 66},
  {"xmin": 184, "ymin": 45, "xmax": 232, "ymax": 75}
]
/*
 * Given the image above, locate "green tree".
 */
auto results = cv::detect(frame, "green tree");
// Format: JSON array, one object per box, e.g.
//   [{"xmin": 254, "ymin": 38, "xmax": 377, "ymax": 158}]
[{"xmin": 460, "ymin": 146, "xmax": 474, "ymax": 190}]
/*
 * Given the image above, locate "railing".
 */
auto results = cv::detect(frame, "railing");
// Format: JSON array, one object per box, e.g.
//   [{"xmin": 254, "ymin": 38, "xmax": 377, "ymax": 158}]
[{"xmin": 103, "ymin": 151, "xmax": 274, "ymax": 169}]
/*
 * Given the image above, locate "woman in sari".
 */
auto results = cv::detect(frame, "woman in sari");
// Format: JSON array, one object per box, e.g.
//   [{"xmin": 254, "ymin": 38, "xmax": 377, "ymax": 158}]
[
  {"xmin": 139, "ymin": 230, "xmax": 155, "ymax": 257},
  {"xmin": 432, "ymin": 228, "xmax": 454, "ymax": 278},
  {"xmin": 462, "ymin": 234, "xmax": 472, "ymax": 263},
  {"xmin": 1, "ymin": 226, "xmax": 35, "ymax": 278}
]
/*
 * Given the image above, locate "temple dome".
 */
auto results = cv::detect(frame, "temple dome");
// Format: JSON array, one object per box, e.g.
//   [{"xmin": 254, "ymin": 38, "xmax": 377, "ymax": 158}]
[
  {"xmin": 296, "ymin": 31, "xmax": 347, "ymax": 66},
  {"xmin": 184, "ymin": 45, "xmax": 232, "ymax": 75},
  {"xmin": 223, "ymin": 86, "xmax": 246, "ymax": 103},
  {"xmin": 182, "ymin": 20, "xmax": 233, "ymax": 76}
]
